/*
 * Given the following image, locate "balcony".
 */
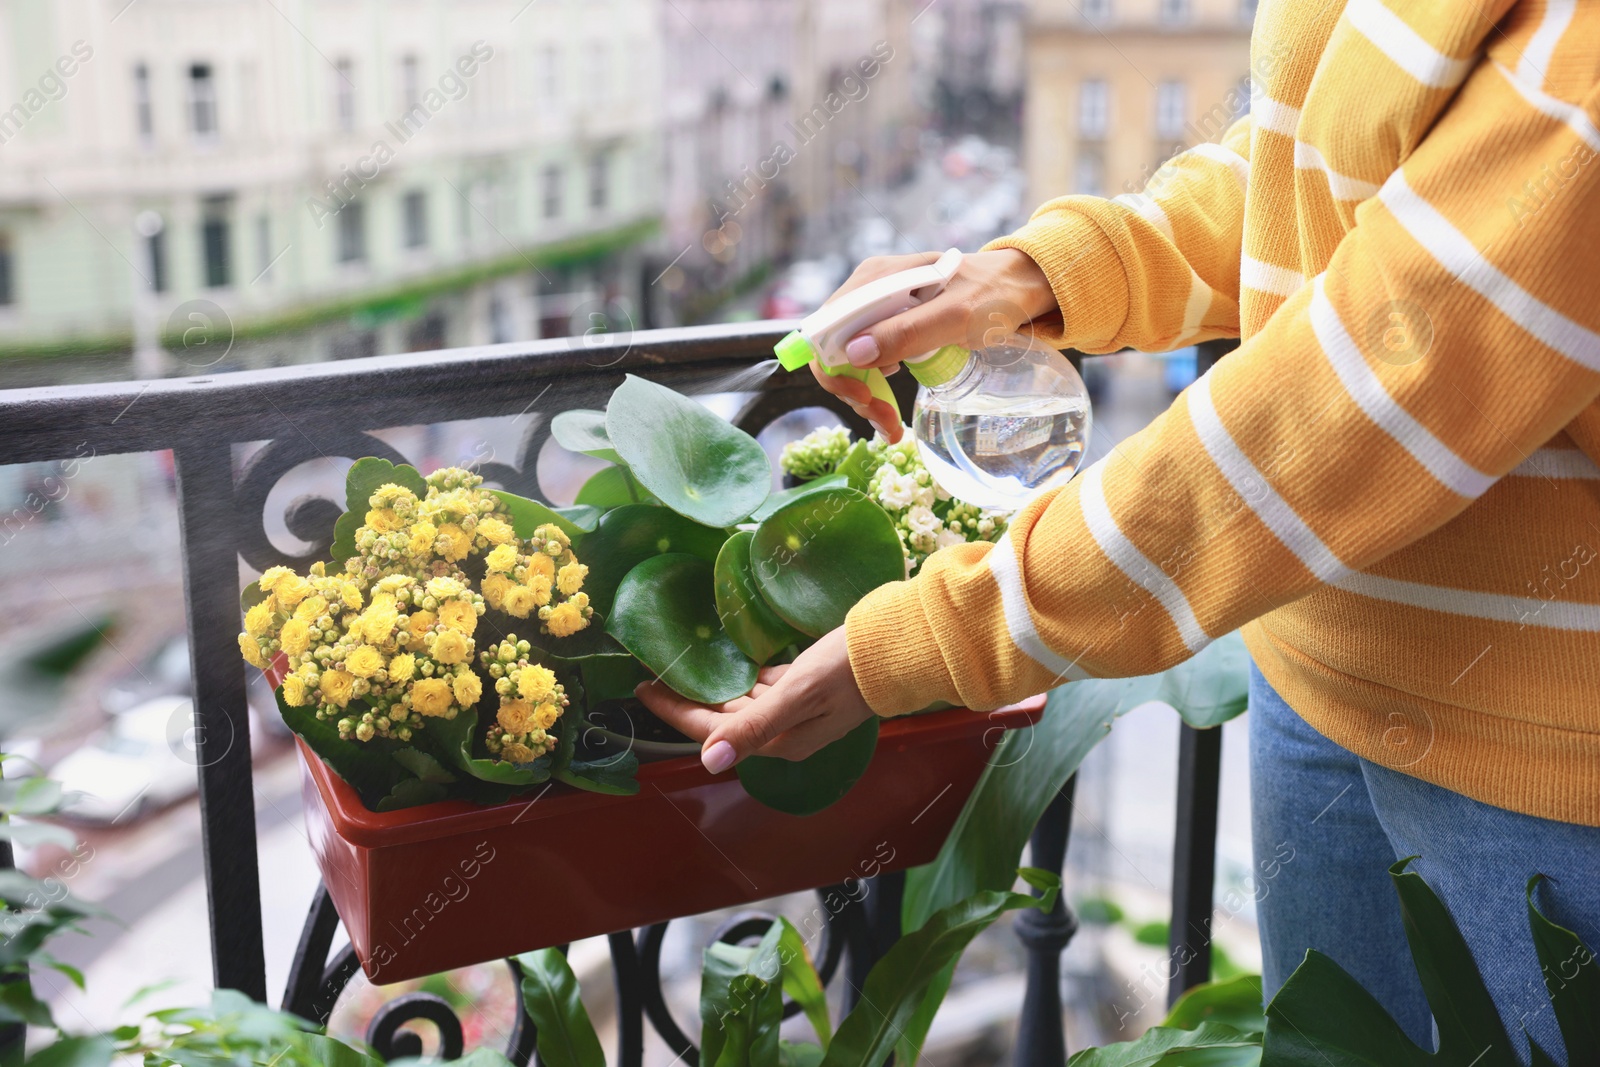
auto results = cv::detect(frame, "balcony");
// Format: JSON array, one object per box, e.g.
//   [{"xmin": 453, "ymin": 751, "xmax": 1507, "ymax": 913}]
[{"xmin": 0, "ymin": 324, "xmax": 1233, "ymax": 1064}]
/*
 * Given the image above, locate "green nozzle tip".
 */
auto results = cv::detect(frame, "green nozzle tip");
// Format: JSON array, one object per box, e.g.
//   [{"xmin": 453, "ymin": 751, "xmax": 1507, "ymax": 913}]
[
  {"xmin": 907, "ymin": 344, "xmax": 970, "ymax": 388},
  {"xmin": 774, "ymin": 331, "xmax": 816, "ymax": 371}
]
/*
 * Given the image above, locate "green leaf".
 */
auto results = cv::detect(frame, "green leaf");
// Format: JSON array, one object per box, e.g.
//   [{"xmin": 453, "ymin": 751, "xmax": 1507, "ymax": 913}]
[
  {"xmin": 1163, "ymin": 975, "xmax": 1266, "ymax": 1036},
  {"xmin": 551, "ymin": 409, "xmax": 625, "ymax": 464},
  {"xmin": 330, "ymin": 509, "xmax": 362, "ymax": 564},
  {"xmin": 374, "ymin": 778, "xmax": 449, "ymax": 811},
  {"xmin": 750, "ymin": 487, "xmax": 903, "ymax": 637},
  {"xmin": 780, "ymin": 1042, "xmax": 825, "ymax": 1067},
  {"xmin": 579, "ymin": 656, "xmax": 653, "ymax": 705},
  {"xmin": 700, "ymin": 923, "xmax": 785, "ymax": 1067},
  {"xmin": 773, "ymin": 918, "xmax": 833, "ymax": 1047},
  {"xmin": 490, "ymin": 490, "xmax": 600, "ymax": 540},
  {"xmin": 22, "ymin": 1035, "xmax": 114, "ymax": 1067},
  {"xmin": 737, "ymin": 717, "xmax": 878, "ymax": 816},
  {"xmin": 297, "ymin": 1034, "xmax": 386, "ymax": 1067},
  {"xmin": 820, "ymin": 870, "xmax": 1058, "ymax": 1067},
  {"xmin": 1065, "ymin": 1022, "xmax": 1260, "ymax": 1067},
  {"xmin": 546, "ymin": 711, "xmax": 640, "ymax": 796},
  {"xmin": 607, "ymin": 553, "xmax": 758, "ymax": 705},
  {"xmin": 715, "ymin": 532, "xmax": 805, "ymax": 666},
  {"xmin": 834, "ymin": 440, "xmax": 876, "ymax": 493},
  {"xmin": 578, "ymin": 503, "xmax": 730, "ymax": 617},
  {"xmin": 346, "ymin": 457, "xmax": 427, "ymax": 514},
  {"xmin": 275, "ymin": 688, "xmax": 407, "ymax": 809},
  {"xmin": 0, "ymin": 777, "xmax": 63, "ymax": 816},
  {"xmin": 575, "ymin": 465, "xmax": 656, "ymax": 509},
  {"xmin": 391, "ymin": 747, "xmax": 457, "ymax": 784},
  {"xmin": 748, "ymin": 474, "xmax": 850, "ymax": 523},
  {"xmin": 240, "ymin": 580, "xmax": 269, "ymax": 611},
  {"xmin": 606, "ymin": 374, "xmax": 772, "ymax": 527},
  {"xmin": 516, "ymin": 948, "xmax": 607, "ymax": 1067},
  {"xmin": 0, "ymin": 977, "xmax": 55, "ymax": 1027},
  {"xmin": 1527, "ymin": 874, "xmax": 1600, "ymax": 1063},
  {"xmin": 420, "ymin": 704, "xmax": 552, "ymax": 787}
]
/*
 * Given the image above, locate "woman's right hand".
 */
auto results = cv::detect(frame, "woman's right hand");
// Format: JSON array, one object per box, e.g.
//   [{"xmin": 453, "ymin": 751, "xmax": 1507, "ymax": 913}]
[{"xmin": 809, "ymin": 248, "xmax": 1059, "ymax": 440}]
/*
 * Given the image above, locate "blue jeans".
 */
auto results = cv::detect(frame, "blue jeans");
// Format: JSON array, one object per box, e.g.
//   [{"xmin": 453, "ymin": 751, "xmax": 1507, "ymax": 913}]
[{"xmin": 1249, "ymin": 663, "xmax": 1600, "ymax": 1065}]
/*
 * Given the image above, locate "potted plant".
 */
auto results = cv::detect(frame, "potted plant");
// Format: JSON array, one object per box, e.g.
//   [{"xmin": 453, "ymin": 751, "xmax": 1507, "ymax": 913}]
[{"xmin": 240, "ymin": 373, "xmax": 1040, "ymax": 982}]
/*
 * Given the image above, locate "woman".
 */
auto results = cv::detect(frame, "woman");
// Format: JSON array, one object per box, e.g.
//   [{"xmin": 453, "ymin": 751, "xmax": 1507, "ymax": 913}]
[{"xmin": 639, "ymin": 0, "xmax": 1600, "ymax": 1059}]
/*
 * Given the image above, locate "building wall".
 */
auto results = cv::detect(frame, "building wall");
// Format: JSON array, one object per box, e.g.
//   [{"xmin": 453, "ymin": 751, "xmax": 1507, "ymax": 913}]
[
  {"xmin": 0, "ymin": 0, "xmax": 663, "ymax": 368},
  {"xmin": 1022, "ymin": 0, "xmax": 1252, "ymax": 210}
]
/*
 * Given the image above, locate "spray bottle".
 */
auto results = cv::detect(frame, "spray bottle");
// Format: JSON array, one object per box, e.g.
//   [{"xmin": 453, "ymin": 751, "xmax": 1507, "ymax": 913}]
[{"xmin": 772, "ymin": 249, "xmax": 1091, "ymax": 510}]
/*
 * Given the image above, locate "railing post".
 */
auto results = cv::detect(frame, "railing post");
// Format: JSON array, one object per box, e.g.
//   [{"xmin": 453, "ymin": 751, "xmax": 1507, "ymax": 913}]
[
  {"xmin": 1014, "ymin": 776, "xmax": 1077, "ymax": 1067},
  {"xmin": 174, "ymin": 441, "xmax": 268, "ymax": 1001},
  {"xmin": 1167, "ymin": 723, "xmax": 1223, "ymax": 1006}
]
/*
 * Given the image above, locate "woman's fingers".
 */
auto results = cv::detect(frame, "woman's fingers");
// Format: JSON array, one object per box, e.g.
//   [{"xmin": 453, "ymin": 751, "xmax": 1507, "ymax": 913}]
[{"xmin": 807, "ymin": 363, "xmax": 903, "ymax": 441}]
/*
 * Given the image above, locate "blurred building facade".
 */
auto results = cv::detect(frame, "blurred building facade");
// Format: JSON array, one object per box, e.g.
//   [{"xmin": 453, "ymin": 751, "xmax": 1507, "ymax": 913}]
[
  {"xmin": 1021, "ymin": 0, "xmax": 1252, "ymax": 207},
  {"xmin": 0, "ymin": 0, "xmax": 663, "ymax": 381}
]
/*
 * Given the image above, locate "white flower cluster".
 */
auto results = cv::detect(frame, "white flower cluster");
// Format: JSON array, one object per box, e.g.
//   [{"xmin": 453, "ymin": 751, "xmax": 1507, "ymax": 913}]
[{"xmin": 780, "ymin": 426, "xmax": 1008, "ymax": 576}]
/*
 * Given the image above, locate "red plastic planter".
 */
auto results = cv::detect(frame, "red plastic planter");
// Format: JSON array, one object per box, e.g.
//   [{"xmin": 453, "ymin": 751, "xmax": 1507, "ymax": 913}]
[{"xmin": 298, "ymin": 698, "xmax": 1045, "ymax": 983}]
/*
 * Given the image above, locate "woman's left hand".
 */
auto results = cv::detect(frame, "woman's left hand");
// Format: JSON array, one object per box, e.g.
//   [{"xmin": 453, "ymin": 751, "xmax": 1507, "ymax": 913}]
[{"xmin": 633, "ymin": 626, "xmax": 875, "ymax": 774}]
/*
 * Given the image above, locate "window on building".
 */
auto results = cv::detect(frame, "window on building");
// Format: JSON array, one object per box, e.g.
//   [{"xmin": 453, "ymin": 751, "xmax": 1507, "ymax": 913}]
[
  {"xmin": 541, "ymin": 46, "xmax": 563, "ymax": 103},
  {"xmin": 1156, "ymin": 80, "xmax": 1188, "ymax": 140},
  {"xmin": 0, "ymin": 235, "xmax": 13, "ymax": 307},
  {"xmin": 254, "ymin": 213, "xmax": 273, "ymax": 283},
  {"xmin": 337, "ymin": 201, "xmax": 366, "ymax": 263},
  {"xmin": 333, "ymin": 57, "xmax": 356, "ymax": 133},
  {"xmin": 134, "ymin": 64, "xmax": 154, "ymax": 141},
  {"xmin": 1078, "ymin": 79, "xmax": 1110, "ymax": 139},
  {"xmin": 588, "ymin": 153, "xmax": 609, "ymax": 212},
  {"xmin": 590, "ymin": 43, "xmax": 610, "ymax": 102},
  {"xmin": 403, "ymin": 190, "xmax": 428, "ymax": 248},
  {"xmin": 1080, "ymin": 0, "xmax": 1112, "ymax": 22},
  {"xmin": 1159, "ymin": 0, "xmax": 1191, "ymax": 24},
  {"xmin": 145, "ymin": 227, "xmax": 167, "ymax": 293},
  {"xmin": 400, "ymin": 54, "xmax": 420, "ymax": 110},
  {"xmin": 201, "ymin": 197, "xmax": 231, "ymax": 288},
  {"xmin": 542, "ymin": 165, "xmax": 563, "ymax": 219},
  {"xmin": 1074, "ymin": 148, "xmax": 1106, "ymax": 196},
  {"xmin": 189, "ymin": 63, "xmax": 218, "ymax": 139}
]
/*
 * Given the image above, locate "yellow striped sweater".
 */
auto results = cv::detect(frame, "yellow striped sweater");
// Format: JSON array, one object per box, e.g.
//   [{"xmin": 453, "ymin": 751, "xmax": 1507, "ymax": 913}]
[{"xmin": 844, "ymin": 0, "xmax": 1600, "ymax": 826}]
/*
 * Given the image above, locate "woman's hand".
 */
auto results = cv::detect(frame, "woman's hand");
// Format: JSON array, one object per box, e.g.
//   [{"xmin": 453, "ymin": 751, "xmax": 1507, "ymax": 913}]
[
  {"xmin": 633, "ymin": 626, "xmax": 874, "ymax": 773},
  {"xmin": 810, "ymin": 248, "xmax": 1058, "ymax": 440}
]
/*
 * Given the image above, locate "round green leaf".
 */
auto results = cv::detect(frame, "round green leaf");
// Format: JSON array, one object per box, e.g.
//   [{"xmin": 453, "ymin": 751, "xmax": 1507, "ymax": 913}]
[
  {"xmin": 606, "ymin": 553, "xmax": 757, "ymax": 705},
  {"xmin": 748, "ymin": 473, "xmax": 849, "ymax": 523},
  {"xmin": 714, "ymin": 532, "xmax": 804, "ymax": 666},
  {"xmin": 490, "ymin": 490, "xmax": 600, "ymax": 539},
  {"xmin": 605, "ymin": 374, "xmax": 771, "ymax": 527},
  {"xmin": 737, "ymin": 716, "xmax": 879, "ymax": 815},
  {"xmin": 578, "ymin": 503, "xmax": 729, "ymax": 616},
  {"xmin": 750, "ymin": 487, "xmax": 904, "ymax": 637},
  {"xmin": 575, "ymin": 465, "xmax": 656, "ymax": 510},
  {"xmin": 346, "ymin": 457, "xmax": 427, "ymax": 514},
  {"xmin": 551, "ymin": 408, "xmax": 624, "ymax": 464}
]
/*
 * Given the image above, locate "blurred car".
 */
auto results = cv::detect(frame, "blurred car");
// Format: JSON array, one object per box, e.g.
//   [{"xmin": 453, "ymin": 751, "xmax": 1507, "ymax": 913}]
[
  {"xmin": 101, "ymin": 632, "xmax": 291, "ymax": 739},
  {"xmin": 761, "ymin": 257, "xmax": 848, "ymax": 319},
  {"xmin": 52, "ymin": 696, "xmax": 205, "ymax": 825}
]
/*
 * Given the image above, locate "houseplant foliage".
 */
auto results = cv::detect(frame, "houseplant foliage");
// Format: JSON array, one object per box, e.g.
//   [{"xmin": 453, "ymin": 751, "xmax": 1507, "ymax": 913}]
[{"xmin": 238, "ymin": 376, "xmax": 1014, "ymax": 815}]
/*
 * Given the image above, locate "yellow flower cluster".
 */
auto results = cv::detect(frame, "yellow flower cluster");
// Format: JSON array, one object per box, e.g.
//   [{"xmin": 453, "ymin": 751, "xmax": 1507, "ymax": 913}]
[
  {"xmin": 479, "ymin": 522, "xmax": 594, "ymax": 638},
  {"xmin": 237, "ymin": 467, "xmax": 589, "ymax": 749},
  {"xmin": 480, "ymin": 634, "xmax": 568, "ymax": 764}
]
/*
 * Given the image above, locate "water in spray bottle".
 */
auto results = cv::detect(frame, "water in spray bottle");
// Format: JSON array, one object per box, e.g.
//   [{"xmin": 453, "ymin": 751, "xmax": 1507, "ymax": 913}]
[{"xmin": 773, "ymin": 249, "xmax": 1091, "ymax": 511}]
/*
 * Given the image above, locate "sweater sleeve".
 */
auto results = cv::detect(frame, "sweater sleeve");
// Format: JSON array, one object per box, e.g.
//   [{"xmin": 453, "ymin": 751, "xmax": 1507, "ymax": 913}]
[
  {"xmin": 985, "ymin": 116, "xmax": 1252, "ymax": 355},
  {"xmin": 845, "ymin": 56, "xmax": 1600, "ymax": 715}
]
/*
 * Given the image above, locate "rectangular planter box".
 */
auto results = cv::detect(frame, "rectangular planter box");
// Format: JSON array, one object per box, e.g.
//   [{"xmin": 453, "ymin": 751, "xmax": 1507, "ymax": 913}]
[{"xmin": 300, "ymin": 699, "xmax": 1045, "ymax": 983}]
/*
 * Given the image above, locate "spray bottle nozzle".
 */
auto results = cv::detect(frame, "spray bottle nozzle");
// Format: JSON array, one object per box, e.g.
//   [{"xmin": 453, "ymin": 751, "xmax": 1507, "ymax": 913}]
[{"xmin": 774, "ymin": 330, "xmax": 816, "ymax": 371}]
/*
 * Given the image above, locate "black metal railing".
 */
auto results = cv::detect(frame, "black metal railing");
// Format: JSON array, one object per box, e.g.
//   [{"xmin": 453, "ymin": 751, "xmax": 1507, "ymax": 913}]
[{"xmin": 0, "ymin": 324, "xmax": 1231, "ymax": 1064}]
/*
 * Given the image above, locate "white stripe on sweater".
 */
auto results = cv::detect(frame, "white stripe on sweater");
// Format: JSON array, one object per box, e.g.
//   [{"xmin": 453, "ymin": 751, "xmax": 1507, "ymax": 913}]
[
  {"xmin": 1381, "ymin": 170, "xmax": 1600, "ymax": 373},
  {"xmin": 1508, "ymin": 447, "xmax": 1600, "ymax": 480},
  {"xmin": 1344, "ymin": 0, "xmax": 1474, "ymax": 89},
  {"xmin": 1078, "ymin": 460, "xmax": 1212, "ymax": 653},
  {"xmin": 1189, "ymin": 142, "xmax": 1251, "ymax": 188},
  {"xmin": 1114, "ymin": 193, "xmax": 1175, "ymax": 242},
  {"xmin": 1241, "ymin": 255, "xmax": 1304, "ymax": 297},
  {"xmin": 1252, "ymin": 95, "xmax": 1300, "ymax": 137},
  {"xmin": 1175, "ymin": 268, "xmax": 1213, "ymax": 344},
  {"xmin": 1333, "ymin": 571, "xmax": 1600, "ymax": 631},
  {"xmin": 1187, "ymin": 371, "xmax": 1350, "ymax": 582},
  {"xmin": 1309, "ymin": 276, "xmax": 1497, "ymax": 498},
  {"xmin": 986, "ymin": 531, "xmax": 1094, "ymax": 682},
  {"xmin": 1494, "ymin": 61, "xmax": 1600, "ymax": 154},
  {"xmin": 1294, "ymin": 141, "xmax": 1382, "ymax": 201},
  {"xmin": 1517, "ymin": 0, "xmax": 1576, "ymax": 89}
]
